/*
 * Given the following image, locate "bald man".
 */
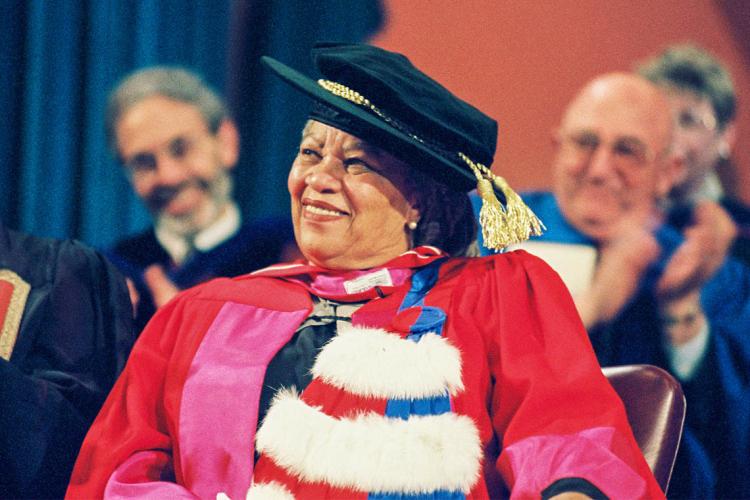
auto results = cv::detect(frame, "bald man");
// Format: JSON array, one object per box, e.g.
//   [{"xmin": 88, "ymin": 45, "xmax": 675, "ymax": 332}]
[
  {"xmin": 553, "ymin": 73, "xmax": 677, "ymax": 242},
  {"xmin": 475, "ymin": 73, "xmax": 750, "ymax": 498},
  {"xmin": 550, "ymin": 73, "xmax": 682, "ymax": 326}
]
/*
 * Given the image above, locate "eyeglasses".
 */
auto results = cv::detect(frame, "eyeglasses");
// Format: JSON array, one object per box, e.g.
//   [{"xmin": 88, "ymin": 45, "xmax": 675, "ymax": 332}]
[
  {"xmin": 674, "ymin": 108, "xmax": 717, "ymax": 133},
  {"xmin": 122, "ymin": 133, "xmax": 211, "ymax": 179},
  {"xmin": 559, "ymin": 130, "xmax": 656, "ymax": 169}
]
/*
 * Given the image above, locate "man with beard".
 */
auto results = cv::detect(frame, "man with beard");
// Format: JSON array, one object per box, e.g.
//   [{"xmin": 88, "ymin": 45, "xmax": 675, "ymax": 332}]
[
  {"xmin": 106, "ymin": 67, "xmax": 297, "ymax": 332},
  {"xmin": 475, "ymin": 73, "xmax": 750, "ymax": 498}
]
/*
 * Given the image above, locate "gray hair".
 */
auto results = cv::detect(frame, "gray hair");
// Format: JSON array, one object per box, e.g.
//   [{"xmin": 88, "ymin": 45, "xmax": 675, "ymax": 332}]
[
  {"xmin": 637, "ymin": 44, "xmax": 736, "ymax": 129},
  {"xmin": 106, "ymin": 66, "xmax": 228, "ymax": 153}
]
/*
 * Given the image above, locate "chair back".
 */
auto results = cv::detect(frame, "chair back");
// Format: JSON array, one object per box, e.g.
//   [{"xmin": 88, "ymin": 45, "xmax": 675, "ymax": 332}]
[{"xmin": 602, "ymin": 364, "xmax": 686, "ymax": 493}]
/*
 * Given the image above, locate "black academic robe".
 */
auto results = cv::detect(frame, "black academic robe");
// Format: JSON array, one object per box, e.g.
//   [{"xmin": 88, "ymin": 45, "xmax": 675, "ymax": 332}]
[
  {"xmin": 107, "ymin": 216, "xmax": 295, "ymax": 333},
  {"xmin": 0, "ymin": 225, "xmax": 135, "ymax": 499}
]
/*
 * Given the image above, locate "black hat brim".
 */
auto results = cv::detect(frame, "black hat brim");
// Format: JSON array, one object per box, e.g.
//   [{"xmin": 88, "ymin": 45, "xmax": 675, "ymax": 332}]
[{"xmin": 261, "ymin": 55, "xmax": 478, "ymax": 191}]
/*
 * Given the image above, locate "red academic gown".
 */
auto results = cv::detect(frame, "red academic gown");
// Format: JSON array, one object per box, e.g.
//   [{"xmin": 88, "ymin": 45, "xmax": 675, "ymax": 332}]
[{"xmin": 67, "ymin": 247, "xmax": 663, "ymax": 499}]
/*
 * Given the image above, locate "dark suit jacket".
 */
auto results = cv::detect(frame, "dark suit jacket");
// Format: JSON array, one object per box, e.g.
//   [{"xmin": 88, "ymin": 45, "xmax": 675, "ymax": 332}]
[{"xmin": 107, "ymin": 216, "xmax": 296, "ymax": 333}]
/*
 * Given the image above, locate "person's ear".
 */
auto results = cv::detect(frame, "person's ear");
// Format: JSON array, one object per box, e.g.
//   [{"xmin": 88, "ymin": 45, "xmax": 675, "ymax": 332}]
[
  {"xmin": 216, "ymin": 119, "xmax": 240, "ymax": 170},
  {"xmin": 718, "ymin": 120, "xmax": 737, "ymax": 159},
  {"xmin": 657, "ymin": 153, "xmax": 685, "ymax": 199}
]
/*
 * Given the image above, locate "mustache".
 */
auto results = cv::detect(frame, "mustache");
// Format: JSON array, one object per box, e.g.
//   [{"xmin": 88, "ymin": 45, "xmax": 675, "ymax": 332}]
[{"xmin": 146, "ymin": 179, "xmax": 211, "ymax": 210}]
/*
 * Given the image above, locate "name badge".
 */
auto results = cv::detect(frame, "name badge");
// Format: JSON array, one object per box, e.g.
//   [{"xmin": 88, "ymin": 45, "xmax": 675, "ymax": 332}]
[{"xmin": 343, "ymin": 268, "xmax": 393, "ymax": 294}]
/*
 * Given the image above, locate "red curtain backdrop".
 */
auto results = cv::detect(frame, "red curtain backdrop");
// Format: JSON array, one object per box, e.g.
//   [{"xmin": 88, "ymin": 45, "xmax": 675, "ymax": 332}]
[{"xmin": 372, "ymin": 0, "xmax": 750, "ymax": 203}]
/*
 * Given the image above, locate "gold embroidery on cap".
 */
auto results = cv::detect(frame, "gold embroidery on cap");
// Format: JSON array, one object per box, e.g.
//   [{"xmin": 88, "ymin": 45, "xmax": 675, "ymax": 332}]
[
  {"xmin": 460, "ymin": 153, "xmax": 545, "ymax": 249},
  {"xmin": 318, "ymin": 79, "xmax": 544, "ymax": 249}
]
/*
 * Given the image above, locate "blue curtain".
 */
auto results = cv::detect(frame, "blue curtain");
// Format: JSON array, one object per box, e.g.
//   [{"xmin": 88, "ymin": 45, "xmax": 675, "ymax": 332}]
[
  {"xmin": 226, "ymin": 0, "xmax": 383, "ymax": 222},
  {"xmin": 1, "ymin": 0, "xmax": 382, "ymax": 248},
  {"xmin": 1, "ymin": 0, "xmax": 231, "ymax": 247}
]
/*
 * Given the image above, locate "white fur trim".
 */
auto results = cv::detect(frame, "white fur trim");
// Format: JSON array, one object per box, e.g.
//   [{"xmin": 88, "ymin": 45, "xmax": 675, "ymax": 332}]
[
  {"xmin": 245, "ymin": 481, "xmax": 295, "ymax": 500},
  {"xmin": 403, "ymin": 246, "xmax": 443, "ymax": 258},
  {"xmin": 311, "ymin": 325, "xmax": 464, "ymax": 398},
  {"xmin": 255, "ymin": 390, "xmax": 481, "ymax": 494},
  {"xmin": 251, "ymin": 262, "xmax": 306, "ymax": 275}
]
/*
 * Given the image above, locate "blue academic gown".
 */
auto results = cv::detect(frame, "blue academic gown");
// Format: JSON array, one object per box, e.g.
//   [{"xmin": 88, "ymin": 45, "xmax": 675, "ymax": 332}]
[{"xmin": 473, "ymin": 191, "xmax": 750, "ymax": 499}]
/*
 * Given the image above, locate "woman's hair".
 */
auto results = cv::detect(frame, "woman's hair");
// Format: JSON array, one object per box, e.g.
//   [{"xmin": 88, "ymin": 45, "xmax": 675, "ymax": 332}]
[
  {"xmin": 406, "ymin": 167, "xmax": 477, "ymax": 257},
  {"xmin": 637, "ymin": 44, "xmax": 736, "ymax": 129}
]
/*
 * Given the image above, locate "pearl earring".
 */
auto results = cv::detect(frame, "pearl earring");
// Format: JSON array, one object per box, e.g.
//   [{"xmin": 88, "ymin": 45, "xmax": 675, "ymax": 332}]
[{"xmin": 408, "ymin": 221, "xmax": 418, "ymax": 230}]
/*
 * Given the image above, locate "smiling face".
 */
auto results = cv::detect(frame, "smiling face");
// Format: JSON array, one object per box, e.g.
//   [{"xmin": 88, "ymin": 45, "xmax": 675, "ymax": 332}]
[
  {"xmin": 665, "ymin": 88, "xmax": 725, "ymax": 199},
  {"xmin": 115, "ymin": 95, "xmax": 239, "ymax": 236},
  {"xmin": 288, "ymin": 121, "xmax": 420, "ymax": 270},
  {"xmin": 552, "ymin": 74, "xmax": 679, "ymax": 243}
]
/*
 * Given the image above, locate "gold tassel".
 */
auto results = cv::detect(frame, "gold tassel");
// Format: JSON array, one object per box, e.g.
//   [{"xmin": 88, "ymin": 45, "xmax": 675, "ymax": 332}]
[
  {"xmin": 315, "ymin": 79, "xmax": 544, "ymax": 249},
  {"xmin": 476, "ymin": 175, "xmax": 507, "ymax": 249},
  {"xmin": 491, "ymin": 175, "xmax": 545, "ymax": 245},
  {"xmin": 459, "ymin": 153, "xmax": 545, "ymax": 250}
]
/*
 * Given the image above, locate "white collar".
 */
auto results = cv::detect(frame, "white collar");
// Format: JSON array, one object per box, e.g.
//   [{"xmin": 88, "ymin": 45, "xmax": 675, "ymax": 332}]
[
  {"xmin": 696, "ymin": 172, "xmax": 724, "ymax": 202},
  {"xmin": 678, "ymin": 172, "xmax": 724, "ymax": 205},
  {"xmin": 665, "ymin": 322, "xmax": 710, "ymax": 382},
  {"xmin": 155, "ymin": 202, "xmax": 241, "ymax": 264}
]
